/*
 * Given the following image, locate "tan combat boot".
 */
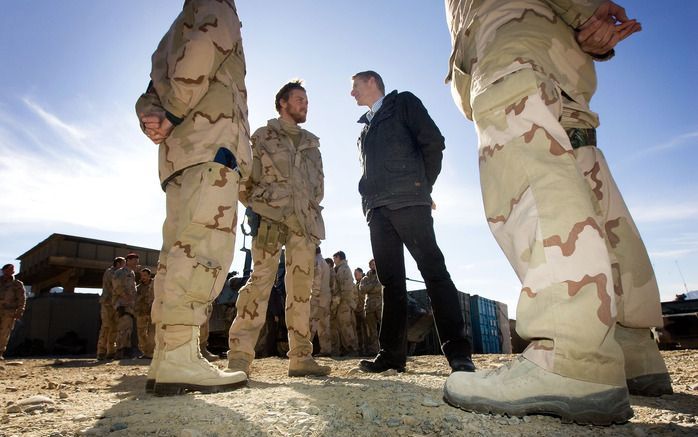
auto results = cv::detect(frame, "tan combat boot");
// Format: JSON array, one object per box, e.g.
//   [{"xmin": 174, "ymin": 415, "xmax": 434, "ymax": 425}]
[
  {"xmin": 615, "ymin": 325, "xmax": 673, "ymax": 396},
  {"xmin": 153, "ymin": 326, "xmax": 247, "ymax": 396},
  {"xmin": 288, "ymin": 357, "xmax": 331, "ymax": 377},
  {"xmin": 227, "ymin": 351, "xmax": 253, "ymax": 377},
  {"xmin": 443, "ymin": 356, "xmax": 633, "ymax": 426},
  {"xmin": 145, "ymin": 324, "xmax": 164, "ymax": 393}
]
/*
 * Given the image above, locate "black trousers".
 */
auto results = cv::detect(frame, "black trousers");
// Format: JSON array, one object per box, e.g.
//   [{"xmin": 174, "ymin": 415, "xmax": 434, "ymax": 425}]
[{"xmin": 368, "ymin": 205, "xmax": 471, "ymax": 366}]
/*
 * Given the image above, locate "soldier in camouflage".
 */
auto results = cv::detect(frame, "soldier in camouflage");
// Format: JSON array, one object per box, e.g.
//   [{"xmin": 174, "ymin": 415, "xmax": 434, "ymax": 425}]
[
  {"xmin": 444, "ymin": 0, "xmax": 671, "ymax": 425},
  {"xmin": 333, "ymin": 251, "xmax": 359, "ymax": 356},
  {"xmin": 97, "ymin": 257, "xmax": 124, "ymax": 360},
  {"xmin": 135, "ymin": 268, "xmax": 155, "ymax": 359},
  {"xmin": 359, "ymin": 259, "xmax": 382, "ymax": 356},
  {"xmin": 112, "ymin": 253, "xmax": 139, "ymax": 359},
  {"xmin": 326, "ymin": 257, "xmax": 341, "ymax": 356},
  {"xmin": 310, "ymin": 247, "xmax": 332, "ymax": 356},
  {"xmin": 226, "ymin": 81, "xmax": 330, "ymax": 378},
  {"xmin": 0, "ymin": 264, "xmax": 25, "ymax": 360},
  {"xmin": 354, "ymin": 267, "xmax": 368, "ymax": 355},
  {"xmin": 136, "ymin": 0, "xmax": 249, "ymax": 395}
]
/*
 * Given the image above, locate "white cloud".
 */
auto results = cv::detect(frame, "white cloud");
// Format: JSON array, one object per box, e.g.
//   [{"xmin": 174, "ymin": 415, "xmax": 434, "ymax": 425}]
[
  {"xmin": 631, "ymin": 202, "xmax": 698, "ymax": 223},
  {"xmin": 644, "ymin": 131, "xmax": 698, "ymax": 154}
]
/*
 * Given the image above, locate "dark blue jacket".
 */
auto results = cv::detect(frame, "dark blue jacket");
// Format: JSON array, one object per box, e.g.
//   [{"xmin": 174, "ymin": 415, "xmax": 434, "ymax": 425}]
[{"xmin": 357, "ymin": 90, "xmax": 445, "ymax": 215}]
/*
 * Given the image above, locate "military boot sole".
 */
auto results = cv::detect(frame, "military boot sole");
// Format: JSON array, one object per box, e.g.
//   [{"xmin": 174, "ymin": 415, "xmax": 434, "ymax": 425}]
[
  {"xmin": 443, "ymin": 388, "xmax": 633, "ymax": 426},
  {"xmin": 627, "ymin": 373, "xmax": 673, "ymax": 397},
  {"xmin": 288, "ymin": 367, "xmax": 331, "ymax": 377},
  {"xmin": 153, "ymin": 379, "xmax": 247, "ymax": 396}
]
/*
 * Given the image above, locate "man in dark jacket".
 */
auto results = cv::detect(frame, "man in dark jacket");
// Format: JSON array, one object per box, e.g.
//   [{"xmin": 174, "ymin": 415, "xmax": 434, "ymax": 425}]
[{"xmin": 350, "ymin": 70, "xmax": 474, "ymax": 374}]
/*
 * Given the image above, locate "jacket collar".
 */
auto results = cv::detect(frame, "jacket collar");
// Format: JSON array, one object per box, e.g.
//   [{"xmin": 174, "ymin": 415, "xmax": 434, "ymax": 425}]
[
  {"xmin": 357, "ymin": 90, "xmax": 398, "ymax": 125},
  {"xmin": 266, "ymin": 118, "xmax": 320, "ymax": 150}
]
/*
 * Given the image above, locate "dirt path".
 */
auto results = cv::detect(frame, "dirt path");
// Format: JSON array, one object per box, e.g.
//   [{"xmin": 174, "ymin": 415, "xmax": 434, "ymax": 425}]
[{"xmin": 1, "ymin": 351, "xmax": 696, "ymax": 436}]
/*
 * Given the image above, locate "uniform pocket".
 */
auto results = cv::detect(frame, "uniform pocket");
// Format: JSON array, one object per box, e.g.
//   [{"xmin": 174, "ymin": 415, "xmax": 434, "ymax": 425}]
[{"xmin": 191, "ymin": 162, "xmax": 239, "ymax": 233}]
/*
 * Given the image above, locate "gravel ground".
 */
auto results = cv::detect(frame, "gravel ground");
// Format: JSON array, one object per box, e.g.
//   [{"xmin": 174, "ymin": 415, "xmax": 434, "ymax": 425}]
[{"xmin": 1, "ymin": 350, "xmax": 696, "ymax": 437}]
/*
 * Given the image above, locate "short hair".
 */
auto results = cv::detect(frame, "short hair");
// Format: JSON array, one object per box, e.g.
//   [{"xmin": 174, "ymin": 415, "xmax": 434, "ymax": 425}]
[
  {"xmin": 355, "ymin": 268, "xmax": 364, "ymax": 274},
  {"xmin": 275, "ymin": 79, "xmax": 306, "ymax": 113},
  {"xmin": 324, "ymin": 257, "xmax": 333, "ymax": 266},
  {"xmin": 352, "ymin": 70, "xmax": 385, "ymax": 95},
  {"xmin": 2, "ymin": 264, "xmax": 13, "ymax": 271},
  {"xmin": 113, "ymin": 256, "xmax": 125, "ymax": 267},
  {"xmin": 333, "ymin": 251, "xmax": 346, "ymax": 260},
  {"xmin": 140, "ymin": 268, "xmax": 152, "ymax": 276}
]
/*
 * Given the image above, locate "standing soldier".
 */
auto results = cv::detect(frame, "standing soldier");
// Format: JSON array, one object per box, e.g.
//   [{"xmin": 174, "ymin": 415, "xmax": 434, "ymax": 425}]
[
  {"xmin": 135, "ymin": 268, "xmax": 155, "ymax": 359},
  {"xmin": 136, "ymin": 0, "xmax": 250, "ymax": 395},
  {"xmin": 226, "ymin": 80, "xmax": 330, "ymax": 378},
  {"xmin": 326, "ymin": 257, "xmax": 341, "ymax": 356},
  {"xmin": 354, "ymin": 267, "xmax": 368, "ymax": 355},
  {"xmin": 112, "ymin": 253, "xmax": 139, "ymax": 360},
  {"xmin": 360, "ymin": 259, "xmax": 382, "ymax": 356},
  {"xmin": 443, "ymin": 0, "xmax": 670, "ymax": 425},
  {"xmin": 97, "ymin": 257, "xmax": 124, "ymax": 360},
  {"xmin": 310, "ymin": 247, "xmax": 332, "ymax": 356},
  {"xmin": 333, "ymin": 251, "xmax": 358, "ymax": 356},
  {"xmin": 0, "ymin": 264, "xmax": 25, "ymax": 360}
]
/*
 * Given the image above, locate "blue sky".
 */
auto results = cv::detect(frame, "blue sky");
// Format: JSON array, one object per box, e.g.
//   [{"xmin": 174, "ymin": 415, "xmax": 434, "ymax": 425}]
[{"xmin": 0, "ymin": 2, "xmax": 696, "ymax": 313}]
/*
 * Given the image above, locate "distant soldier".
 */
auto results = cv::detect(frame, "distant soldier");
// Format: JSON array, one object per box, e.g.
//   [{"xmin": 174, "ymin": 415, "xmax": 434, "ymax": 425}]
[
  {"xmin": 135, "ymin": 268, "xmax": 155, "ymax": 359},
  {"xmin": 326, "ymin": 257, "xmax": 341, "ymax": 356},
  {"xmin": 112, "ymin": 253, "xmax": 139, "ymax": 359},
  {"xmin": 0, "ymin": 264, "xmax": 26, "ymax": 360},
  {"xmin": 310, "ymin": 247, "xmax": 332, "ymax": 356},
  {"xmin": 97, "ymin": 257, "xmax": 124, "ymax": 360},
  {"xmin": 227, "ymin": 80, "xmax": 330, "ymax": 378},
  {"xmin": 333, "ymin": 251, "xmax": 358, "ymax": 356},
  {"xmin": 360, "ymin": 259, "xmax": 382, "ymax": 356},
  {"xmin": 354, "ymin": 267, "xmax": 368, "ymax": 355}
]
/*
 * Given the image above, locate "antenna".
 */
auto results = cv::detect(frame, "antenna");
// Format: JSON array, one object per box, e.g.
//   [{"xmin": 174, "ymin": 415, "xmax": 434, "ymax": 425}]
[{"xmin": 675, "ymin": 260, "xmax": 689, "ymax": 293}]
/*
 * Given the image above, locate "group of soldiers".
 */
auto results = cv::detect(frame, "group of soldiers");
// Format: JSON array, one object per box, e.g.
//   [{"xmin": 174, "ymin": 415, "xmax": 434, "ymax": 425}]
[
  {"xmin": 310, "ymin": 252, "xmax": 383, "ymax": 358},
  {"xmin": 96, "ymin": 253, "xmax": 155, "ymax": 360}
]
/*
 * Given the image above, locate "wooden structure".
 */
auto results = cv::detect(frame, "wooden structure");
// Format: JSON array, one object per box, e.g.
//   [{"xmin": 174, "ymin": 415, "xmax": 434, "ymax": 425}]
[{"xmin": 16, "ymin": 233, "xmax": 159, "ymax": 294}]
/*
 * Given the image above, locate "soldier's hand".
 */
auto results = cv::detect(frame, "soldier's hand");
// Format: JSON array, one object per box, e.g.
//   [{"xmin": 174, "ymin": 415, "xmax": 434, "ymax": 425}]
[
  {"xmin": 140, "ymin": 112, "xmax": 174, "ymax": 144},
  {"xmin": 577, "ymin": 0, "xmax": 641, "ymax": 55}
]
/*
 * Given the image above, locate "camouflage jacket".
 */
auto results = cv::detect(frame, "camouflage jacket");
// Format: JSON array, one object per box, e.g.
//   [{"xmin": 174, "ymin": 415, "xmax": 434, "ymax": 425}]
[
  {"xmin": 134, "ymin": 280, "xmax": 154, "ymax": 316},
  {"xmin": 100, "ymin": 266, "xmax": 116, "ymax": 304},
  {"xmin": 0, "ymin": 276, "xmax": 25, "ymax": 316},
  {"xmin": 359, "ymin": 270, "xmax": 383, "ymax": 312},
  {"xmin": 112, "ymin": 267, "xmax": 136, "ymax": 310},
  {"xmin": 135, "ymin": 0, "xmax": 252, "ymax": 188},
  {"xmin": 445, "ymin": 0, "xmax": 603, "ymax": 122},
  {"xmin": 245, "ymin": 118, "xmax": 325, "ymax": 244},
  {"xmin": 334, "ymin": 260, "xmax": 356, "ymax": 309},
  {"xmin": 311, "ymin": 253, "xmax": 332, "ymax": 308}
]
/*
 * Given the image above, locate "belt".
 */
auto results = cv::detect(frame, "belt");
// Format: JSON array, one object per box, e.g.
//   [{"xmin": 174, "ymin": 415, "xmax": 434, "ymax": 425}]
[{"xmin": 565, "ymin": 128, "xmax": 597, "ymax": 149}]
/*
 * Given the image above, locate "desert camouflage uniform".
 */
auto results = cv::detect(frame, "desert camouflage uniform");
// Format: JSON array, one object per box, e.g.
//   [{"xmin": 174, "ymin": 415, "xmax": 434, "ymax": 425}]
[
  {"xmin": 335, "ymin": 259, "xmax": 358, "ymax": 354},
  {"xmin": 360, "ymin": 269, "xmax": 382, "ymax": 355},
  {"xmin": 97, "ymin": 266, "xmax": 118, "ymax": 357},
  {"xmin": 135, "ymin": 0, "xmax": 250, "ymax": 334},
  {"xmin": 135, "ymin": 279, "xmax": 155, "ymax": 356},
  {"xmin": 228, "ymin": 118, "xmax": 325, "ymax": 365},
  {"xmin": 354, "ymin": 278, "xmax": 368, "ymax": 355},
  {"xmin": 446, "ymin": 0, "xmax": 663, "ymax": 386},
  {"xmin": 0, "ymin": 275, "xmax": 25, "ymax": 357},
  {"xmin": 328, "ymin": 264, "xmax": 341, "ymax": 355},
  {"xmin": 112, "ymin": 267, "xmax": 137, "ymax": 352},
  {"xmin": 310, "ymin": 253, "xmax": 332, "ymax": 354}
]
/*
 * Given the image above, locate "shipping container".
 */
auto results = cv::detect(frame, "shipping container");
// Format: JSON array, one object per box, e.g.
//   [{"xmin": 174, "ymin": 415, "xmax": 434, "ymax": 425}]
[{"xmin": 469, "ymin": 295, "xmax": 502, "ymax": 353}]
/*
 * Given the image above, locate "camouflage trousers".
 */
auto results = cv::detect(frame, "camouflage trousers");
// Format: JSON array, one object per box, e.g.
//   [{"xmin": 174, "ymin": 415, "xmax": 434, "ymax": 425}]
[
  {"xmin": 228, "ymin": 222, "xmax": 315, "ymax": 362},
  {"xmin": 115, "ymin": 310, "xmax": 134, "ymax": 351},
  {"xmin": 136, "ymin": 314, "xmax": 155, "ymax": 357},
  {"xmin": 364, "ymin": 305, "xmax": 381, "ymax": 355},
  {"xmin": 468, "ymin": 68, "xmax": 663, "ymax": 386},
  {"xmin": 152, "ymin": 162, "xmax": 239, "ymax": 328},
  {"xmin": 0, "ymin": 311, "xmax": 17, "ymax": 355},
  {"xmin": 330, "ymin": 297, "xmax": 341, "ymax": 355},
  {"xmin": 337, "ymin": 299, "xmax": 358, "ymax": 354},
  {"xmin": 310, "ymin": 304, "xmax": 331, "ymax": 354},
  {"xmin": 96, "ymin": 303, "xmax": 117, "ymax": 356}
]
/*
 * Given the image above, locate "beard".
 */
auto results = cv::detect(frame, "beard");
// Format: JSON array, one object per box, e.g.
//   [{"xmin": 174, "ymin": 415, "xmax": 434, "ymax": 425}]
[{"xmin": 288, "ymin": 108, "xmax": 307, "ymax": 124}]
